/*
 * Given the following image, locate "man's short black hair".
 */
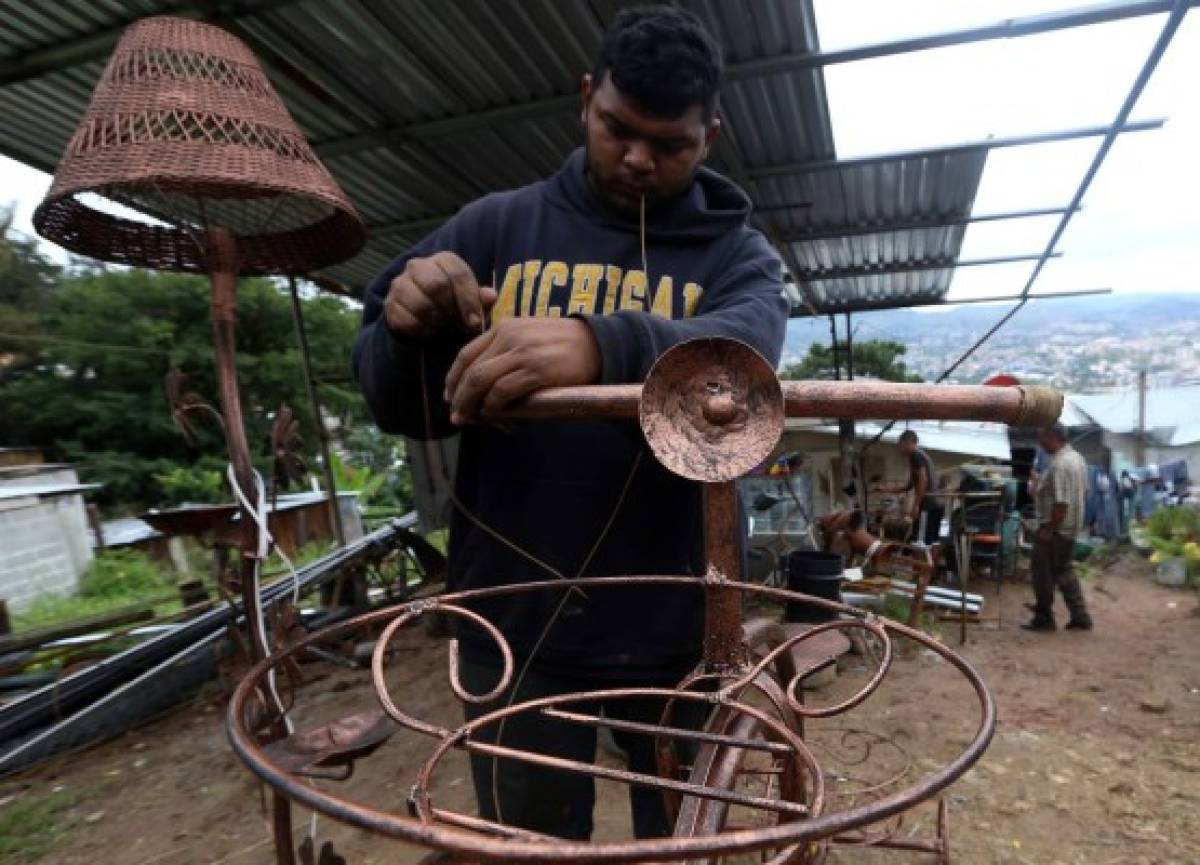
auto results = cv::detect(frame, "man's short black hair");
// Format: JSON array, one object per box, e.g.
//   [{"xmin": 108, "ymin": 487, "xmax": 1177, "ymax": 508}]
[
  {"xmin": 898, "ymin": 430, "xmax": 919, "ymax": 445},
  {"xmin": 593, "ymin": 5, "xmax": 723, "ymax": 120}
]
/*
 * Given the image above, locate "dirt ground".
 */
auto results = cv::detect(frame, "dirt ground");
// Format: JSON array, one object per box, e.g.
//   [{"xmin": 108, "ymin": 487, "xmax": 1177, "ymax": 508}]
[{"xmin": 2, "ymin": 552, "xmax": 1198, "ymax": 865}]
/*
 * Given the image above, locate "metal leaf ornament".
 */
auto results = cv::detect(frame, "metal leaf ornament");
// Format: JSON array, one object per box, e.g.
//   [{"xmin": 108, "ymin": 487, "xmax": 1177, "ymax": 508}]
[
  {"xmin": 271, "ymin": 404, "xmax": 307, "ymax": 490},
  {"xmin": 165, "ymin": 368, "xmax": 223, "ymax": 445}
]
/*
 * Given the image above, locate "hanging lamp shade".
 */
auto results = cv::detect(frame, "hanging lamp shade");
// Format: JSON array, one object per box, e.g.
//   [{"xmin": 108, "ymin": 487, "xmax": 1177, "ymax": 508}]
[{"xmin": 33, "ymin": 16, "xmax": 365, "ymax": 275}]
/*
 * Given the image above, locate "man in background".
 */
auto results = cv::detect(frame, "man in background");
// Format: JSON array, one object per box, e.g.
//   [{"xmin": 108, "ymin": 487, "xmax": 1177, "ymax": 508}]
[
  {"xmin": 884, "ymin": 430, "xmax": 942, "ymax": 546},
  {"xmin": 1024, "ymin": 423, "xmax": 1094, "ymax": 632}
]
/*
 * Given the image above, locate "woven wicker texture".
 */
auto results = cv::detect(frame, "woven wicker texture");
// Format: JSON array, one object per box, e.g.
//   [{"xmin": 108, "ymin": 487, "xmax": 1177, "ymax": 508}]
[{"xmin": 33, "ymin": 16, "xmax": 365, "ymax": 275}]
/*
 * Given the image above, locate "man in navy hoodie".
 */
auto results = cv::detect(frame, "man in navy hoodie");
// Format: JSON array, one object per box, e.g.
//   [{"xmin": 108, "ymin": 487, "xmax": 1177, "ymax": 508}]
[{"xmin": 353, "ymin": 5, "xmax": 788, "ymax": 841}]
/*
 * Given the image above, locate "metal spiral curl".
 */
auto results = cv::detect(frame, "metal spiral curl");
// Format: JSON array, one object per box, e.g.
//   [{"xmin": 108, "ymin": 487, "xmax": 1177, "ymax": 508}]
[
  {"xmin": 227, "ymin": 576, "xmax": 996, "ymax": 864},
  {"xmin": 371, "ymin": 599, "xmax": 514, "ymax": 738}
]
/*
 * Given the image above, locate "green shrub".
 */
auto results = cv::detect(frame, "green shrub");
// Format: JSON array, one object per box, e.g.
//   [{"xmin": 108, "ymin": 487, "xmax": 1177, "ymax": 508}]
[
  {"xmin": 79, "ymin": 549, "xmax": 168, "ymax": 599},
  {"xmin": 14, "ymin": 550, "xmax": 173, "ymax": 632},
  {"xmin": 154, "ymin": 462, "xmax": 226, "ymax": 506}
]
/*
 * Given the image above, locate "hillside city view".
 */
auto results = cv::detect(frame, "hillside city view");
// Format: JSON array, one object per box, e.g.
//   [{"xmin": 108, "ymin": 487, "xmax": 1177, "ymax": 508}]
[{"xmin": 783, "ymin": 292, "xmax": 1200, "ymax": 391}]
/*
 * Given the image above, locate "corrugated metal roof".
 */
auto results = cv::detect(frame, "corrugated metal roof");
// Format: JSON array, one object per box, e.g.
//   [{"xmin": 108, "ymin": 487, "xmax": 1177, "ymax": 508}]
[
  {"xmin": 0, "ymin": 0, "xmax": 981, "ymax": 314},
  {"xmin": 1066, "ymin": 385, "xmax": 1200, "ymax": 446},
  {"xmin": 0, "ymin": 482, "xmax": 99, "ymax": 502},
  {"xmin": 97, "ymin": 516, "xmax": 163, "ymax": 548},
  {"xmin": 791, "ymin": 419, "xmax": 1011, "ymax": 461}
]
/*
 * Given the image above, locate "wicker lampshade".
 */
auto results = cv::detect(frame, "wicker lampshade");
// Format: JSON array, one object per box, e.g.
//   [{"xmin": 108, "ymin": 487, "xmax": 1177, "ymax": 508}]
[{"xmin": 33, "ymin": 16, "xmax": 365, "ymax": 276}]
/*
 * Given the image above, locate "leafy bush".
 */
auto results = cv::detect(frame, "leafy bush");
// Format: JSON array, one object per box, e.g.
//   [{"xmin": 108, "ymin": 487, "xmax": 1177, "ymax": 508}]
[
  {"xmin": 1145, "ymin": 506, "xmax": 1200, "ymax": 579},
  {"xmin": 154, "ymin": 461, "xmax": 226, "ymax": 506},
  {"xmin": 14, "ymin": 550, "xmax": 173, "ymax": 632},
  {"xmin": 79, "ymin": 548, "xmax": 169, "ymax": 598}
]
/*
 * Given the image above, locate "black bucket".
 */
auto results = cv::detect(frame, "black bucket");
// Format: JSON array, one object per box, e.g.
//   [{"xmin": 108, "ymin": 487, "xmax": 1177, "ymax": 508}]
[{"xmin": 784, "ymin": 550, "xmax": 844, "ymax": 623}]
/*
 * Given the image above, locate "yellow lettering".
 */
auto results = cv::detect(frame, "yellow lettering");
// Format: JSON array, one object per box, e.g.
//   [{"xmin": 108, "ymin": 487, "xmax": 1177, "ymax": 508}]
[
  {"xmin": 519, "ymin": 260, "xmax": 542, "ymax": 317},
  {"xmin": 619, "ymin": 270, "xmax": 648, "ymax": 312},
  {"xmin": 602, "ymin": 265, "xmax": 623, "ymax": 315},
  {"xmin": 535, "ymin": 261, "xmax": 569, "ymax": 317},
  {"xmin": 650, "ymin": 276, "xmax": 674, "ymax": 319},
  {"xmin": 491, "ymin": 263, "xmax": 520, "ymax": 323},
  {"xmin": 567, "ymin": 264, "xmax": 604, "ymax": 316},
  {"xmin": 682, "ymin": 282, "xmax": 704, "ymax": 318}
]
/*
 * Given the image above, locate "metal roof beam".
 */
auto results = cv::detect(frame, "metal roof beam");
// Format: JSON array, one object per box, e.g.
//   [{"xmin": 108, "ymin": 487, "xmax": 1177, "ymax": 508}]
[
  {"xmin": 799, "ymin": 252, "xmax": 1059, "ymax": 283},
  {"xmin": 780, "ymin": 206, "xmax": 1078, "ymax": 243},
  {"xmin": 939, "ymin": 288, "xmax": 1112, "ymax": 306},
  {"xmin": 0, "ymin": 0, "xmax": 302, "ymax": 87},
  {"xmin": 748, "ymin": 119, "xmax": 1163, "ymax": 180},
  {"xmin": 310, "ymin": 0, "xmax": 1192, "ymax": 159},
  {"xmin": 737, "ymin": 0, "xmax": 1200, "ymax": 77},
  {"xmin": 1018, "ymin": 3, "xmax": 1190, "ymax": 298},
  {"xmin": 789, "ymin": 287, "xmax": 1110, "ymax": 317}
]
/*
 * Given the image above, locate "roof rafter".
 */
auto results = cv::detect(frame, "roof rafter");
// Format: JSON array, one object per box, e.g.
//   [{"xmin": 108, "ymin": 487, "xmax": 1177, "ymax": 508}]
[
  {"xmin": 798, "ymin": 252, "xmax": 1060, "ymax": 283},
  {"xmin": 309, "ymin": 0, "xmax": 1193, "ymax": 159}
]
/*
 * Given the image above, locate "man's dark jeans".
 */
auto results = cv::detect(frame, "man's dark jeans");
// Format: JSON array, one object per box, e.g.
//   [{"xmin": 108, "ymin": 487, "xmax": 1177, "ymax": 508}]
[
  {"xmin": 458, "ymin": 655, "xmax": 707, "ymax": 841},
  {"xmin": 1030, "ymin": 533, "xmax": 1091, "ymax": 625}
]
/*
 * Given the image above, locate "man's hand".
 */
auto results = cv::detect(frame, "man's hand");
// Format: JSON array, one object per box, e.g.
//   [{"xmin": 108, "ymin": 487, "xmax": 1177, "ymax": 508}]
[
  {"xmin": 384, "ymin": 251, "xmax": 497, "ymax": 338},
  {"xmin": 444, "ymin": 318, "xmax": 602, "ymax": 425}
]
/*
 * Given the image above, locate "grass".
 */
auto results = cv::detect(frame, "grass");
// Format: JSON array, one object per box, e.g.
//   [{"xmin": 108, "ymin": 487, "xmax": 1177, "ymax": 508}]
[
  {"xmin": 13, "ymin": 549, "xmax": 178, "ymax": 633},
  {"xmin": 0, "ymin": 786, "xmax": 80, "ymax": 861}
]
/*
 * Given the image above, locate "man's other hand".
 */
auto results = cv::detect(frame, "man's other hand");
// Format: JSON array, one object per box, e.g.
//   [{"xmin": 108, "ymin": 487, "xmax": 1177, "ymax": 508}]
[
  {"xmin": 384, "ymin": 252, "xmax": 497, "ymax": 338},
  {"xmin": 444, "ymin": 318, "xmax": 602, "ymax": 425}
]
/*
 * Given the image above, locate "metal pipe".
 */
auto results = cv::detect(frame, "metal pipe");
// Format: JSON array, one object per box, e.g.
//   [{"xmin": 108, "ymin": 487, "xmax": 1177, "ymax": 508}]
[
  {"xmin": 1026, "ymin": 4, "xmax": 1190, "ymax": 300},
  {"xmin": 779, "ymin": 205, "xmax": 1078, "ymax": 243},
  {"xmin": 748, "ymin": 120, "xmax": 1162, "ymax": 180},
  {"xmin": 287, "ymin": 276, "xmax": 346, "ymax": 546},
  {"xmin": 207, "ymin": 229, "xmax": 295, "ymax": 865},
  {"xmin": 540, "ymin": 708, "xmax": 793, "ymax": 755},
  {"xmin": 494, "ymin": 381, "xmax": 1061, "ymax": 428},
  {"xmin": 797, "ymin": 251, "xmax": 1060, "ymax": 283},
  {"xmin": 702, "ymin": 481, "xmax": 743, "ymax": 670},
  {"xmin": 465, "ymin": 739, "xmax": 809, "ymax": 817}
]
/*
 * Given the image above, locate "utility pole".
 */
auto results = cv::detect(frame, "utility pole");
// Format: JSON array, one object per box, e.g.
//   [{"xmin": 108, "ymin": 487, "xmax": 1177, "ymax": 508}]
[{"xmin": 1136, "ymin": 369, "xmax": 1147, "ymax": 465}]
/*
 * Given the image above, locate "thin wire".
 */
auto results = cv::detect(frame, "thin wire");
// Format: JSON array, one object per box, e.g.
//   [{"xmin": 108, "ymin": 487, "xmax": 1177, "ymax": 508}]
[
  {"xmin": 415, "ymin": 332, "xmax": 642, "ymax": 827},
  {"xmin": 492, "ymin": 450, "xmax": 643, "ymax": 824},
  {"xmin": 0, "ymin": 331, "xmax": 170, "ymax": 355},
  {"xmin": 639, "ymin": 194, "xmax": 649, "ymax": 283}
]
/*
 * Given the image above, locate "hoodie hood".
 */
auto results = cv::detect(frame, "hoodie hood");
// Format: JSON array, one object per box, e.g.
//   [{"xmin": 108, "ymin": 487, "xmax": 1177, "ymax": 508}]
[{"xmin": 547, "ymin": 147, "xmax": 752, "ymax": 241}]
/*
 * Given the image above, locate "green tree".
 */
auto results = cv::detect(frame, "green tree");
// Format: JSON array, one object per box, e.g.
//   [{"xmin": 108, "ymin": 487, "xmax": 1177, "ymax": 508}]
[
  {"xmin": 0, "ymin": 230, "xmax": 367, "ymax": 510},
  {"xmin": 780, "ymin": 340, "xmax": 923, "ymax": 383}
]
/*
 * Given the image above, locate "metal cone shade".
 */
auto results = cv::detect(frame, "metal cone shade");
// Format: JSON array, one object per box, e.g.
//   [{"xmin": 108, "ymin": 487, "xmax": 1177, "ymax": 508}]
[{"xmin": 33, "ymin": 16, "xmax": 365, "ymax": 275}]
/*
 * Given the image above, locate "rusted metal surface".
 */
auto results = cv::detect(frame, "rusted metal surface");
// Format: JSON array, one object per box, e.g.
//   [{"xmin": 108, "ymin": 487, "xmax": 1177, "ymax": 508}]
[
  {"xmin": 228, "ymin": 575, "xmax": 997, "ymax": 863},
  {"xmin": 639, "ymin": 339, "xmax": 784, "ymax": 482},
  {"xmin": 702, "ymin": 482, "xmax": 744, "ymax": 670},
  {"xmin": 222, "ymin": 336, "xmax": 1034, "ymax": 863},
  {"xmin": 500, "ymin": 378, "xmax": 1062, "ymax": 430}
]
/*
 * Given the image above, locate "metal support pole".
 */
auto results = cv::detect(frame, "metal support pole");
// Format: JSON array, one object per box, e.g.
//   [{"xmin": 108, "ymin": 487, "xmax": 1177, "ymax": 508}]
[
  {"xmin": 288, "ymin": 276, "xmax": 346, "ymax": 547},
  {"xmin": 702, "ymin": 482, "xmax": 743, "ymax": 671},
  {"xmin": 207, "ymin": 229, "xmax": 294, "ymax": 865}
]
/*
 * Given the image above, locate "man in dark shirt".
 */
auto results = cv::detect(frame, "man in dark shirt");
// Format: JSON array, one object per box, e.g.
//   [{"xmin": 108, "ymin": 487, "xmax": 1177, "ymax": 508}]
[
  {"xmin": 896, "ymin": 430, "xmax": 942, "ymax": 546},
  {"xmin": 353, "ymin": 6, "xmax": 788, "ymax": 841}
]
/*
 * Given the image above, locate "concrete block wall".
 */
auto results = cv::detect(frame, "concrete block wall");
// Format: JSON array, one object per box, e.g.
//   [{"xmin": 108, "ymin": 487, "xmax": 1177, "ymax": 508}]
[{"xmin": 0, "ymin": 493, "xmax": 94, "ymax": 613}]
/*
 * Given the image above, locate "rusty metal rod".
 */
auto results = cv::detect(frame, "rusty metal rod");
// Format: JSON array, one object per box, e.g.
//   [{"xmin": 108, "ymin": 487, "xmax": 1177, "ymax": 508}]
[
  {"xmin": 494, "ymin": 381, "xmax": 1060, "ymax": 427},
  {"xmin": 541, "ymin": 708, "xmax": 792, "ymax": 755},
  {"xmin": 464, "ymin": 740, "xmax": 810, "ymax": 817}
]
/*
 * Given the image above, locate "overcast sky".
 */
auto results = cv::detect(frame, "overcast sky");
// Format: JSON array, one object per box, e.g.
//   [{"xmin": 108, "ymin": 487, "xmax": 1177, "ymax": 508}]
[{"xmin": 3, "ymin": 2, "xmax": 1198, "ymax": 302}]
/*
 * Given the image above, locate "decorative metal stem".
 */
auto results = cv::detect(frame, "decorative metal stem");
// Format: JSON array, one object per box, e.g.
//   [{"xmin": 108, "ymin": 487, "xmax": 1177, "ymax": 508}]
[
  {"xmin": 702, "ymin": 481, "xmax": 743, "ymax": 670},
  {"xmin": 207, "ymin": 227, "xmax": 296, "ymax": 865}
]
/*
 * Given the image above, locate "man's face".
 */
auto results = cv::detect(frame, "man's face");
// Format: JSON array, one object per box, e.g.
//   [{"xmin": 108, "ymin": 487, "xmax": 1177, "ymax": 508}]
[
  {"xmin": 899, "ymin": 439, "xmax": 916, "ymax": 457},
  {"xmin": 580, "ymin": 73, "xmax": 719, "ymax": 214}
]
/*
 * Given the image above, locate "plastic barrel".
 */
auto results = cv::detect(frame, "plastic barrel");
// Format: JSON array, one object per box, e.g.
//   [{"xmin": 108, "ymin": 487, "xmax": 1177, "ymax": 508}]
[{"xmin": 784, "ymin": 550, "xmax": 844, "ymax": 623}]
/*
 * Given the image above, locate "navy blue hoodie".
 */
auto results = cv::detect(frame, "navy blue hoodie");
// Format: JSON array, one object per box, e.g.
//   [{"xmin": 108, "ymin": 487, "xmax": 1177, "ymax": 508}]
[{"xmin": 353, "ymin": 148, "xmax": 787, "ymax": 681}]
